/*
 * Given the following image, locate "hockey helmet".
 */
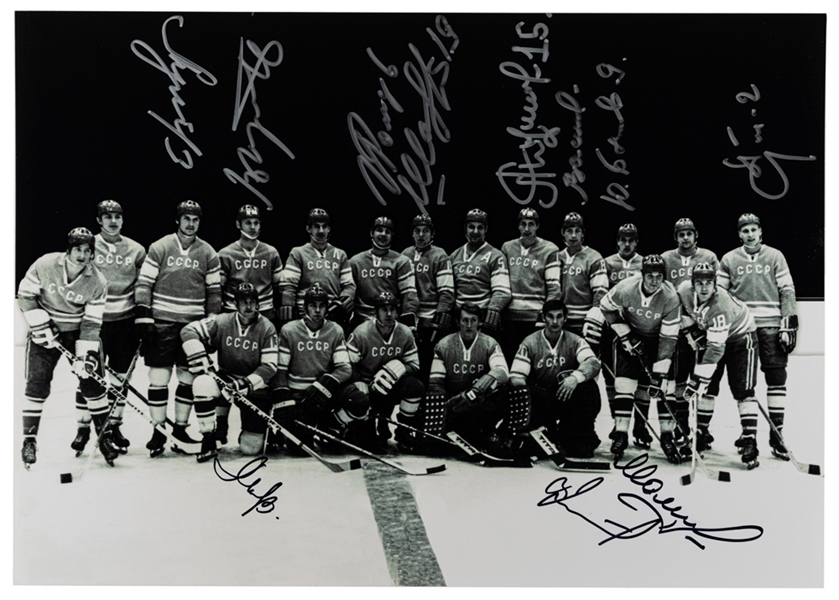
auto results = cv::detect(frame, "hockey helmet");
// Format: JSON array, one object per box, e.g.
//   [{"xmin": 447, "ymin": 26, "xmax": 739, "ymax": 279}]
[
  {"xmin": 307, "ymin": 208, "xmax": 330, "ymax": 226},
  {"xmin": 562, "ymin": 212, "xmax": 584, "ymax": 232},
  {"xmin": 641, "ymin": 254, "xmax": 666, "ymax": 276},
  {"xmin": 617, "ymin": 223, "xmax": 639, "ymax": 240},
  {"xmin": 673, "ymin": 217, "xmax": 696, "ymax": 239},
  {"xmin": 464, "ymin": 208, "xmax": 488, "ymax": 227},
  {"xmin": 412, "ymin": 214, "xmax": 435, "ymax": 232},
  {"xmin": 374, "ymin": 291, "xmax": 399, "ymax": 309},
  {"xmin": 97, "ymin": 199, "xmax": 123, "ymax": 217},
  {"xmin": 371, "ymin": 216, "xmax": 395, "ymax": 233},
  {"xmin": 691, "ymin": 263, "xmax": 716, "ymax": 285},
  {"xmin": 177, "ymin": 200, "xmax": 203, "ymax": 218},
  {"xmin": 67, "ymin": 227, "xmax": 94, "ymax": 251},
  {"xmin": 737, "ymin": 213, "xmax": 761, "ymax": 230},
  {"xmin": 517, "ymin": 207, "xmax": 540, "ymax": 224},
  {"xmin": 303, "ymin": 283, "xmax": 329, "ymax": 307},
  {"xmin": 237, "ymin": 204, "xmax": 261, "ymax": 221},
  {"xmin": 234, "ymin": 282, "xmax": 259, "ymax": 303}
]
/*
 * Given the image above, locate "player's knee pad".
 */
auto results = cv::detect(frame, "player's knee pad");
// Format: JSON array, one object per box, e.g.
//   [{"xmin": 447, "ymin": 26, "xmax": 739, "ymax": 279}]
[
  {"xmin": 175, "ymin": 367, "xmax": 195, "ymax": 386},
  {"xmin": 239, "ymin": 430, "xmax": 265, "ymax": 455},
  {"xmin": 78, "ymin": 377, "xmax": 105, "ymax": 399},
  {"xmin": 764, "ymin": 367, "xmax": 787, "ymax": 387},
  {"xmin": 615, "ymin": 377, "xmax": 638, "ymax": 395},
  {"xmin": 148, "ymin": 366, "xmax": 173, "ymax": 387},
  {"xmin": 192, "ymin": 374, "xmax": 220, "ymax": 401}
]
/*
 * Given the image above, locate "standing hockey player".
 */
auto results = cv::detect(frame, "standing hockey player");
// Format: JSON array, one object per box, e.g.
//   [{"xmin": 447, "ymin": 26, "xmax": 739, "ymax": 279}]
[
  {"xmin": 509, "ymin": 299, "xmax": 602, "ymax": 458},
  {"xmin": 558, "ymin": 212, "xmax": 609, "ymax": 350},
  {"xmin": 401, "ymin": 214, "xmax": 455, "ymax": 383},
  {"xmin": 349, "ymin": 216, "xmax": 419, "ymax": 329},
  {"xmin": 134, "ymin": 200, "xmax": 222, "ymax": 457},
  {"xmin": 181, "ymin": 283, "xmax": 279, "ymax": 462},
  {"xmin": 71, "ymin": 200, "xmax": 147, "ymax": 457},
  {"xmin": 600, "ymin": 254, "xmax": 682, "ymax": 463},
  {"xmin": 678, "ymin": 264, "xmax": 761, "ymax": 468},
  {"xmin": 269, "ymin": 283, "xmax": 362, "ymax": 454},
  {"xmin": 500, "ymin": 207, "xmax": 562, "ymax": 364},
  {"xmin": 449, "ymin": 209, "xmax": 511, "ymax": 337},
  {"xmin": 426, "ymin": 303, "xmax": 510, "ymax": 452},
  {"xmin": 279, "ymin": 208, "xmax": 355, "ymax": 330},
  {"xmin": 718, "ymin": 213, "xmax": 799, "ymax": 461},
  {"xmin": 17, "ymin": 227, "xmax": 118, "ymax": 467},
  {"xmin": 218, "ymin": 204, "xmax": 283, "ymax": 321},
  {"xmin": 345, "ymin": 291, "xmax": 423, "ymax": 452}
]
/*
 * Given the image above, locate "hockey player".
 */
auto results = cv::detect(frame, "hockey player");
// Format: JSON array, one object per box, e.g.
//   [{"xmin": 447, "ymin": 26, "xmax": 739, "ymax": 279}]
[
  {"xmin": 134, "ymin": 200, "xmax": 222, "ymax": 457},
  {"xmin": 401, "ymin": 214, "xmax": 455, "ymax": 383},
  {"xmin": 17, "ymin": 227, "xmax": 119, "ymax": 467},
  {"xmin": 269, "ymin": 283, "xmax": 362, "ymax": 454},
  {"xmin": 500, "ymin": 207, "xmax": 562, "ymax": 364},
  {"xmin": 718, "ymin": 213, "xmax": 799, "ymax": 461},
  {"xmin": 279, "ymin": 208, "xmax": 355, "ymax": 330},
  {"xmin": 70, "ymin": 200, "xmax": 147, "ymax": 456},
  {"xmin": 349, "ymin": 216, "xmax": 419, "ymax": 329},
  {"xmin": 600, "ymin": 254, "xmax": 682, "ymax": 463},
  {"xmin": 426, "ymin": 303, "xmax": 510, "ymax": 452},
  {"xmin": 218, "ymin": 204, "xmax": 283, "ymax": 321},
  {"xmin": 181, "ymin": 283, "xmax": 279, "ymax": 462},
  {"xmin": 449, "ymin": 209, "xmax": 512, "ymax": 338},
  {"xmin": 345, "ymin": 291, "xmax": 424, "ymax": 453},
  {"xmin": 509, "ymin": 299, "xmax": 602, "ymax": 458},
  {"xmin": 558, "ymin": 212, "xmax": 609, "ymax": 351},
  {"xmin": 678, "ymin": 264, "xmax": 761, "ymax": 468}
]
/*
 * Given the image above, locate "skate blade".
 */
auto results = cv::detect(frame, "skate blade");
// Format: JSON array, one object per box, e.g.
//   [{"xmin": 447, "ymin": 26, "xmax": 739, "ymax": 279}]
[
  {"xmin": 75, "ymin": 450, "xmax": 84, "ymax": 458},
  {"xmin": 171, "ymin": 444, "xmax": 201, "ymax": 456}
]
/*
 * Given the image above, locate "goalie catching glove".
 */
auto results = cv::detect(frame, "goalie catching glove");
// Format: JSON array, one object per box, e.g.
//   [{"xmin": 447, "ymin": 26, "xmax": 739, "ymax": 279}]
[
  {"xmin": 779, "ymin": 315, "xmax": 798, "ymax": 354},
  {"xmin": 371, "ymin": 360, "xmax": 406, "ymax": 395}
]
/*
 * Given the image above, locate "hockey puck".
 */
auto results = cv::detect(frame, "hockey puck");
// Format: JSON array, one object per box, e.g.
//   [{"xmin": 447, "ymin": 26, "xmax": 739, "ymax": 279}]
[{"xmin": 60, "ymin": 473, "xmax": 72, "ymax": 484}]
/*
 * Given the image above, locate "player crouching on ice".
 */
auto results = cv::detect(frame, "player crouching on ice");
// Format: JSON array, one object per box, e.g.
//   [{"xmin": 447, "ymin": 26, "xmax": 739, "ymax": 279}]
[
  {"xmin": 180, "ymin": 283, "xmax": 279, "ymax": 463},
  {"xmin": 507, "ymin": 299, "xmax": 602, "ymax": 460}
]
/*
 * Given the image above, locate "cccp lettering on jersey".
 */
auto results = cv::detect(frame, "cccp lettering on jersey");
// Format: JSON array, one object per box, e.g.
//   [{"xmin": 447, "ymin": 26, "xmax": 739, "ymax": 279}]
[
  {"xmin": 225, "ymin": 335, "xmax": 260, "ymax": 352},
  {"xmin": 306, "ymin": 259, "xmax": 340, "ymax": 271},
  {"xmin": 95, "ymin": 254, "xmax": 135, "ymax": 267},
  {"xmin": 670, "ymin": 267, "xmax": 694, "ymax": 280},
  {"xmin": 736, "ymin": 263, "xmax": 773, "ymax": 276},
  {"xmin": 508, "ymin": 256, "xmax": 540, "ymax": 269},
  {"xmin": 452, "ymin": 363, "xmax": 486, "ymax": 375},
  {"xmin": 454, "ymin": 264, "xmax": 482, "ymax": 276},
  {"xmin": 296, "ymin": 340, "xmax": 331, "ymax": 352},
  {"xmin": 627, "ymin": 306, "xmax": 662, "ymax": 320},
  {"xmin": 234, "ymin": 258, "xmax": 269, "ymax": 270},
  {"xmin": 535, "ymin": 355, "xmax": 567, "ymax": 369},
  {"xmin": 360, "ymin": 267, "xmax": 393, "ymax": 279},
  {"xmin": 46, "ymin": 282, "xmax": 85, "ymax": 303},
  {"xmin": 563, "ymin": 265, "xmax": 584, "ymax": 276},
  {"xmin": 611, "ymin": 270, "xmax": 638, "ymax": 282},
  {"xmin": 413, "ymin": 262, "xmax": 430, "ymax": 274},
  {"xmin": 166, "ymin": 256, "xmax": 202, "ymax": 269},
  {"xmin": 371, "ymin": 346, "xmax": 402, "ymax": 358}
]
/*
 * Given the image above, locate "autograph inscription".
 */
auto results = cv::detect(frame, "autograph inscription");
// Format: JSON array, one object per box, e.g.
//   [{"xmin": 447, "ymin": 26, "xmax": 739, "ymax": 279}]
[
  {"xmin": 214, "ymin": 456, "xmax": 283, "ymax": 518},
  {"xmin": 130, "ymin": 15, "xmax": 218, "ymax": 169},
  {"xmin": 537, "ymin": 453, "xmax": 763, "ymax": 549}
]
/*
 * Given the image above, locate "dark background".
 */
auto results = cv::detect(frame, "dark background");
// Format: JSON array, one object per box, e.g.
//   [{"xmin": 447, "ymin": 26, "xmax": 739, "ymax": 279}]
[{"xmin": 15, "ymin": 12, "xmax": 825, "ymax": 297}]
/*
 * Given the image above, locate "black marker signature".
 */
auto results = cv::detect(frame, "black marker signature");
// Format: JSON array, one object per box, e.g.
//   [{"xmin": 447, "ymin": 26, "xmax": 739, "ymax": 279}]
[
  {"xmin": 130, "ymin": 15, "xmax": 218, "ymax": 169},
  {"xmin": 537, "ymin": 453, "xmax": 763, "ymax": 549},
  {"xmin": 214, "ymin": 456, "xmax": 283, "ymax": 518}
]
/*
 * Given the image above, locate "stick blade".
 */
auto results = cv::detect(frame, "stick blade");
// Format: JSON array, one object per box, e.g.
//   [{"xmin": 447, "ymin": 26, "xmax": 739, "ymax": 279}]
[
  {"xmin": 680, "ymin": 473, "xmax": 694, "ymax": 486},
  {"xmin": 804, "ymin": 463, "xmax": 822, "ymax": 476},
  {"xmin": 425, "ymin": 464, "xmax": 447, "ymax": 474}
]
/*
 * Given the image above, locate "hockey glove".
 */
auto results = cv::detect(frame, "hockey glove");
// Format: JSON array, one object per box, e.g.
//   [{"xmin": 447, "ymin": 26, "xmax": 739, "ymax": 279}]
[
  {"xmin": 647, "ymin": 374, "xmax": 666, "ymax": 400},
  {"xmin": 277, "ymin": 305, "xmax": 294, "ymax": 322},
  {"xmin": 447, "ymin": 390, "xmax": 483, "ymax": 413},
  {"xmin": 371, "ymin": 360, "xmax": 406, "ymax": 395},
  {"xmin": 618, "ymin": 332, "xmax": 644, "ymax": 356},
  {"xmin": 779, "ymin": 315, "xmax": 798, "ymax": 354},
  {"xmin": 224, "ymin": 376, "xmax": 253, "ymax": 398},
  {"xmin": 72, "ymin": 350, "xmax": 99, "ymax": 380},
  {"xmin": 471, "ymin": 373, "xmax": 498, "ymax": 396},
  {"xmin": 24, "ymin": 309, "xmax": 59, "ymax": 348},
  {"xmin": 302, "ymin": 375, "xmax": 339, "ymax": 412},
  {"xmin": 134, "ymin": 306, "xmax": 156, "ymax": 348},
  {"xmin": 327, "ymin": 295, "xmax": 354, "ymax": 321},
  {"xmin": 433, "ymin": 311, "xmax": 452, "ymax": 331},
  {"xmin": 183, "ymin": 338, "xmax": 211, "ymax": 375},
  {"xmin": 481, "ymin": 309, "xmax": 501, "ymax": 332},
  {"xmin": 683, "ymin": 375, "xmax": 710, "ymax": 403},
  {"xmin": 685, "ymin": 325, "xmax": 707, "ymax": 352}
]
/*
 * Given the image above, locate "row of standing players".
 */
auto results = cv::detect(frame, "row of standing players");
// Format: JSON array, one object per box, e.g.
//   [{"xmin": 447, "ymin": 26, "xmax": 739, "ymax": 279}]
[{"xmin": 16, "ymin": 199, "xmax": 798, "ymax": 471}]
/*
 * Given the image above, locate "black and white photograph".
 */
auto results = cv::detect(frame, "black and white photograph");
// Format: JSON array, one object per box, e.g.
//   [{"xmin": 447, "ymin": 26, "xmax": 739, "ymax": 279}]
[{"xmin": 6, "ymin": 1, "xmax": 836, "ymax": 597}]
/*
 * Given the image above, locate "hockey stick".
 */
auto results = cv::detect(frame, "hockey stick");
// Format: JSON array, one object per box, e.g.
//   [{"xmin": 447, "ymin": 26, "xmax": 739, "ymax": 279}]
[
  {"xmin": 103, "ymin": 363, "xmax": 179, "ymax": 430},
  {"xmin": 380, "ymin": 416, "xmax": 532, "ymax": 467},
  {"xmin": 756, "ymin": 402, "xmax": 822, "ymax": 476},
  {"xmin": 680, "ymin": 392, "xmax": 700, "ymax": 486},
  {"xmin": 293, "ymin": 420, "xmax": 446, "ymax": 476},
  {"xmin": 206, "ymin": 371, "xmax": 361, "ymax": 473},
  {"xmin": 528, "ymin": 427, "xmax": 611, "ymax": 471}
]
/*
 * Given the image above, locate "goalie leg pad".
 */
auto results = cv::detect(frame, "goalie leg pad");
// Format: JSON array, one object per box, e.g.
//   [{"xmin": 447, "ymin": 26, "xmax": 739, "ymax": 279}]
[
  {"xmin": 422, "ymin": 391, "xmax": 448, "ymax": 435},
  {"xmin": 506, "ymin": 385, "xmax": 532, "ymax": 433}
]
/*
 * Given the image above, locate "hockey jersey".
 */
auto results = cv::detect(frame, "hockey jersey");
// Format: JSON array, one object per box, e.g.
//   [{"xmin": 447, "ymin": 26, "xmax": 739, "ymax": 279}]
[
  {"xmin": 429, "ymin": 331, "xmax": 509, "ymax": 395},
  {"xmin": 219, "ymin": 240, "xmax": 283, "ymax": 313},
  {"xmin": 501, "ymin": 237, "xmax": 562, "ymax": 321},
  {"xmin": 274, "ymin": 319, "xmax": 352, "ymax": 393},
  {"xmin": 280, "ymin": 242, "xmax": 355, "ymax": 316},
  {"xmin": 717, "ymin": 245, "xmax": 796, "ymax": 328},
  {"xmin": 93, "ymin": 233, "xmax": 146, "ymax": 322},
  {"xmin": 349, "ymin": 249, "xmax": 419, "ymax": 322},
  {"xmin": 661, "ymin": 247, "xmax": 719, "ymax": 289},
  {"xmin": 181, "ymin": 312, "xmax": 278, "ymax": 390},
  {"xmin": 449, "ymin": 242, "xmax": 512, "ymax": 312},
  {"xmin": 401, "ymin": 244, "xmax": 455, "ymax": 324},
  {"xmin": 135, "ymin": 233, "xmax": 222, "ymax": 323},
  {"xmin": 600, "ymin": 276, "xmax": 681, "ymax": 361},
  {"xmin": 605, "ymin": 252, "xmax": 643, "ymax": 288},
  {"xmin": 346, "ymin": 320, "xmax": 420, "ymax": 384},
  {"xmin": 559, "ymin": 246, "xmax": 609, "ymax": 325},
  {"xmin": 677, "ymin": 280, "xmax": 755, "ymax": 366},
  {"xmin": 18, "ymin": 252, "xmax": 108, "ymax": 342},
  {"xmin": 510, "ymin": 329, "xmax": 600, "ymax": 386}
]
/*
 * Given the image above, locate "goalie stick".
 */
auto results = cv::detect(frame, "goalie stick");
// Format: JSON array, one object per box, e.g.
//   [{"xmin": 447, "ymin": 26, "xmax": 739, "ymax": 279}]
[
  {"xmin": 528, "ymin": 427, "xmax": 611, "ymax": 472},
  {"xmin": 756, "ymin": 402, "xmax": 822, "ymax": 476},
  {"xmin": 293, "ymin": 420, "xmax": 446, "ymax": 476},
  {"xmin": 206, "ymin": 371, "xmax": 361, "ymax": 473}
]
